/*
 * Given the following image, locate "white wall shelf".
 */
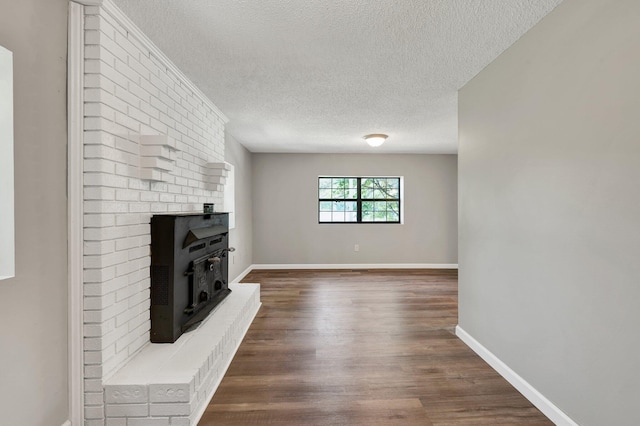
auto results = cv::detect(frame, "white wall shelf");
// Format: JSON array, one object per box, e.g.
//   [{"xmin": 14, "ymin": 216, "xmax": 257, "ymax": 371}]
[
  {"xmin": 139, "ymin": 134, "xmax": 177, "ymax": 182},
  {"xmin": 204, "ymin": 162, "xmax": 231, "ymax": 191}
]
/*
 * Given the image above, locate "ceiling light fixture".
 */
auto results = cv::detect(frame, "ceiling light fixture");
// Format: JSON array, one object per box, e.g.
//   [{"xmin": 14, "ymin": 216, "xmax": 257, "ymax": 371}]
[{"xmin": 364, "ymin": 133, "xmax": 388, "ymax": 147}]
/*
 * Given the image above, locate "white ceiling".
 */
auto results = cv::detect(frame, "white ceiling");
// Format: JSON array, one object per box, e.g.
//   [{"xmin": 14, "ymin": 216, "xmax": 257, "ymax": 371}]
[{"xmin": 113, "ymin": 0, "xmax": 563, "ymax": 154}]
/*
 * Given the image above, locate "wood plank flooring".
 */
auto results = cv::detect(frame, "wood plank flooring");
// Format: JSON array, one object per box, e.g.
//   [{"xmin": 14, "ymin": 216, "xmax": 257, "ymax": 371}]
[{"xmin": 199, "ymin": 269, "xmax": 552, "ymax": 425}]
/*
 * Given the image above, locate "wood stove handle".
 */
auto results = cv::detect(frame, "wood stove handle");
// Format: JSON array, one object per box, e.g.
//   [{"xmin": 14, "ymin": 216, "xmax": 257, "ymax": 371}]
[{"xmin": 206, "ymin": 248, "xmax": 235, "ymax": 263}]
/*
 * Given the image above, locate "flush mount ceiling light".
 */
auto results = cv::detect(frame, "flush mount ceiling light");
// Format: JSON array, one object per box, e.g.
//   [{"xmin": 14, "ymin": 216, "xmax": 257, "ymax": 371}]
[{"xmin": 363, "ymin": 133, "xmax": 388, "ymax": 147}]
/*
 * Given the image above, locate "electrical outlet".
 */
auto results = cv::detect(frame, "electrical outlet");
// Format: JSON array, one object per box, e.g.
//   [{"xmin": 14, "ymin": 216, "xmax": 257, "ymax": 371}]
[{"xmin": 354, "ymin": 244, "xmax": 360, "ymax": 252}]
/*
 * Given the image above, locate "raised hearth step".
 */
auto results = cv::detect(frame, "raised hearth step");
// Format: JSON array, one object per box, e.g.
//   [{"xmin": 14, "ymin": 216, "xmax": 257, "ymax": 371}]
[{"xmin": 103, "ymin": 282, "xmax": 260, "ymax": 425}]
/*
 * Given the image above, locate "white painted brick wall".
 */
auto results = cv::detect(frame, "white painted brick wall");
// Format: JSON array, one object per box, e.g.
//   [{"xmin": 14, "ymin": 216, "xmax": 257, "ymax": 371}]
[{"xmin": 83, "ymin": 2, "xmax": 226, "ymax": 423}]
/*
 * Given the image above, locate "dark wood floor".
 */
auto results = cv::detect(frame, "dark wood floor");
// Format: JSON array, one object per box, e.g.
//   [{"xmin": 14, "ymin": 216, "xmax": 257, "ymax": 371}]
[{"xmin": 199, "ymin": 269, "xmax": 552, "ymax": 425}]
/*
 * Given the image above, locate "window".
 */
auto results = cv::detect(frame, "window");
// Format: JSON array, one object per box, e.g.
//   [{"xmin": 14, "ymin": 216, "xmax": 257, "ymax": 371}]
[{"xmin": 318, "ymin": 177, "xmax": 401, "ymax": 223}]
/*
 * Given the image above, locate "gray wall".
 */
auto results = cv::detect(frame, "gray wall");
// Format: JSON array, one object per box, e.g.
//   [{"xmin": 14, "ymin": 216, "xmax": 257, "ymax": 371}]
[
  {"xmin": 458, "ymin": 0, "xmax": 640, "ymax": 424},
  {"xmin": 225, "ymin": 132, "xmax": 254, "ymax": 279},
  {"xmin": 252, "ymin": 154, "xmax": 457, "ymax": 264},
  {"xmin": 0, "ymin": 0, "xmax": 69, "ymax": 425}
]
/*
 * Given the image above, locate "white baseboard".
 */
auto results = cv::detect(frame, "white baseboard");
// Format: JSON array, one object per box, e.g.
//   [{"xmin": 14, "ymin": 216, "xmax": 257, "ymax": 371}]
[
  {"xmin": 231, "ymin": 263, "xmax": 456, "ymax": 284},
  {"xmin": 250, "ymin": 263, "xmax": 458, "ymax": 270},
  {"xmin": 61, "ymin": 421, "xmax": 71, "ymax": 426},
  {"xmin": 455, "ymin": 325, "xmax": 578, "ymax": 426},
  {"xmin": 231, "ymin": 265, "xmax": 253, "ymax": 283}
]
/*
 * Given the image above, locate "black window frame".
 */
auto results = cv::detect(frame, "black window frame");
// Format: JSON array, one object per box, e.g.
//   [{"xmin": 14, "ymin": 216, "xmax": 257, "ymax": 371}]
[{"xmin": 318, "ymin": 176, "xmax": 401, "ymax": 224}]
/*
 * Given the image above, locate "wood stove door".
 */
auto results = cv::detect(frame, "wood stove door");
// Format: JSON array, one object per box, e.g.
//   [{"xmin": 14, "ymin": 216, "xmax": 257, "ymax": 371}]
[{"xmin": 185, "ymin": 250, "xmax": 224, "ymax": 315}]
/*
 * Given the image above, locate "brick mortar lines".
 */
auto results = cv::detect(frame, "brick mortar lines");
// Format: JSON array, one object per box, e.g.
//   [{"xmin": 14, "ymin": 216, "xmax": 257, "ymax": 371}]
[{"xmin": 82, "ymin": 4, "xmax": 225, "ymax": 424}]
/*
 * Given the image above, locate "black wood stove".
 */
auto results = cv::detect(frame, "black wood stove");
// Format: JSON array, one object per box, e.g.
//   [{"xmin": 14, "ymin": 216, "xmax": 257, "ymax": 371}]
[{"xmin": 150, "ymin": 213, "xmax": 234, "ymax": 343}]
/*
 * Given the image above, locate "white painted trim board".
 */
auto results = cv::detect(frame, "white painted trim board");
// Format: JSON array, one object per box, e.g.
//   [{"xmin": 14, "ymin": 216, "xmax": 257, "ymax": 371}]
[
  {"xmin": 67, "ymin": 3, "xmax": 85, "ymax": 425},
  {"xmin": 455, "ymin": 326, "xmax": 579, "ymax": 426},
  {"xmin": 231, "ymin": 265, "xmax": 254, "ymax": 283},
  {"xmin": 0, "ymin": 44, "xmax": 15, "ymax": 280}
]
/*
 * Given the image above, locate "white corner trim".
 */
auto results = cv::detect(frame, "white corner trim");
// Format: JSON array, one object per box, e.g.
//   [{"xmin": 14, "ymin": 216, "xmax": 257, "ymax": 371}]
[
  {"xmin": 250, "ymin": 263, "xmax": 458, "ymax": 270},
  {"xmin": 231, "ymin": 265, "xmax": 254, "ymax": 283},
  {"xmin": 99, "ymin": 0, "xmax": 228, "ymax": 123},
  {"xmin": 455, "ymin": 326, "xmax": 579, "ymax": 426},
  {"xmin": 67, "ymin": 3, "xmax": 85, "ymax": 425},
  {"xmin": 61, "ymin": 421, "xmax": 72, "ymax": 426}
]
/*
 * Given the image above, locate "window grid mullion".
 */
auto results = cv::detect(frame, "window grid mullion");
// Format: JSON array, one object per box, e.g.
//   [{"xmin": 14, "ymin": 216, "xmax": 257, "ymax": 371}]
[{"xmin": 357, "ymin": 178, "xmax": 362, "ymax": 223}]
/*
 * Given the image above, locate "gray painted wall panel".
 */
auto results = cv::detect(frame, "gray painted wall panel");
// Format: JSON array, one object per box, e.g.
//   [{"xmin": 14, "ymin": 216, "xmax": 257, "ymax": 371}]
[
  {"xmin": 459, "ymin": 0, "xmax": 640, "ymax": 424},
  {"xmin": 0, "ymin": 0, "xmax": 69, "ymax": 424},
  {"xmin": 252, "ymin": 153, "xmax": 457, "ymax": 265}
]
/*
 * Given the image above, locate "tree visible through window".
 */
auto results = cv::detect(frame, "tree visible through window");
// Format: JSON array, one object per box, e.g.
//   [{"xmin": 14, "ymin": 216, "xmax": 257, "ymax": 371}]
[{"xmin": 318, "ymin": 177, "xmax": 401, "ymax": 223}]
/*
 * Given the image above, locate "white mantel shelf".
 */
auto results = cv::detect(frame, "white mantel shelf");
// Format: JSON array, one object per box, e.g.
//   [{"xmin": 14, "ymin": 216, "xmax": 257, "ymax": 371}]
[{"xmin": 103, "ymin": 283, "xmax": 261, "ymax": 425}]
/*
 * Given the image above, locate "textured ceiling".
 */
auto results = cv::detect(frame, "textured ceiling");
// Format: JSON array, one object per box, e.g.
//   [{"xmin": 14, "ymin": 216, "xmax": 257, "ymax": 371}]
[{"xmin": 113, "ymin": 0, "xmax": 563, "ymax": 153}]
